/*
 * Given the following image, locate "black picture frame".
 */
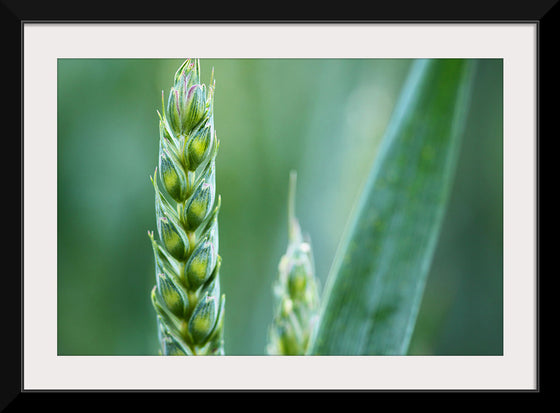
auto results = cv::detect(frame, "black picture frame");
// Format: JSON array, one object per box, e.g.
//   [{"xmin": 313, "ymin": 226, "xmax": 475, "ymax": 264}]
[{"xmin": 7, "ymin": 0, "xmax": 551, "ymax": 405}]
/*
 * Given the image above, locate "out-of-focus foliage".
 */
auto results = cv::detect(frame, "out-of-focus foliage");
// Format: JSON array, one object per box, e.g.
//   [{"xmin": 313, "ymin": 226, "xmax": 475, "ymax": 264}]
[
  {"xmin": 57, "ymin": 58, "xmax": 502, "ymax": 355},
  {"xmin": 311, "ymin": 59, "xmax": 478, "ymax": 355}
]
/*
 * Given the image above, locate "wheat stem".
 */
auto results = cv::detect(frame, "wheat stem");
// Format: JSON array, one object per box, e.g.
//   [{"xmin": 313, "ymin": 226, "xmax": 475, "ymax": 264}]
[
  {"xmin": 149, "ymin": 59, "xmax": 224, "ymax": 355},
  {"xmin": 267, "ymin": 171, "xmax": 320, "ymax": 355}
]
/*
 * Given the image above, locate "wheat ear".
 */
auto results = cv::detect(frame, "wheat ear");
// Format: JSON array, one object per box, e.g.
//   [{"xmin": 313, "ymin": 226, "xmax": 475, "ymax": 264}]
[
  {"xmin": 267, "ymin": 171, "xmax": 320, "ymax": 355},
  {"xmin": 149, "ymin": 59, "xmax": 224, "ymax": 355}
]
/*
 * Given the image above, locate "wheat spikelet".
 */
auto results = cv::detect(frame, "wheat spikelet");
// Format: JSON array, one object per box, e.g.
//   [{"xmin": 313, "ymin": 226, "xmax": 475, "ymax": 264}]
[
  {"xmin": 267, "ymin": 171, "xmax": 320, "ymax": 355},
  {"xmin": 149, "ymin": 59, "xmax": 224, "ymax": 355}
]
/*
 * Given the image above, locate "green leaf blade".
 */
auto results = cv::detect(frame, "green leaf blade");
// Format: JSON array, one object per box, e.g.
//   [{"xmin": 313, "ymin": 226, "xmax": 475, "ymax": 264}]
[{"xmin": 309, "ymin": 59, "xmax": 478, "ymax": 355}]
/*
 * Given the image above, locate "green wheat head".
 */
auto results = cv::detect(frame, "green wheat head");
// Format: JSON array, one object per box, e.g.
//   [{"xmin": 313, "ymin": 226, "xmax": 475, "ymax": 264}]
[
  {"xmin": 267, "ymin": 171, "xmax": 320, "ymax": 355},
  {"xmin": 148, "ymin": 59, "xmax": 225, "ymax": 355}
]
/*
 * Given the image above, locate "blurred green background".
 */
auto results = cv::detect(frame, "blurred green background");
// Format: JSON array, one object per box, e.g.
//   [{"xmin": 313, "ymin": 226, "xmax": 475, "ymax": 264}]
[{"xmin": 57, "ymin": 58, "xmax": 502, "ymax": 356}]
